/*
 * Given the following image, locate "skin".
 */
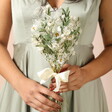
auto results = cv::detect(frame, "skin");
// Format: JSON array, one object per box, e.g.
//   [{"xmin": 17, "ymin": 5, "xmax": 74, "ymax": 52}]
[
  {"xmin": 0, "ymin": 0, "xmax": 63, "ymax": 112},
  {"xmin": 47, "ymin": 0, "xmax": 64, "ymax": 8},
  {"xmin": 50, "ymin": 0, "xmax": 112, "ymax": 93}
]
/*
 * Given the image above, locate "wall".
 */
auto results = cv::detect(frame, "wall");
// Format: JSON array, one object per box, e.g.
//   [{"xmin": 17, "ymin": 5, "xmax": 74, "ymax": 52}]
[
  {"xmin": 0, "ymin": 25, "xmax": 112, "ymax": 111},
  {"xmin": 93, "ymin": 25, "xmax": 112, "ymax": 112}
]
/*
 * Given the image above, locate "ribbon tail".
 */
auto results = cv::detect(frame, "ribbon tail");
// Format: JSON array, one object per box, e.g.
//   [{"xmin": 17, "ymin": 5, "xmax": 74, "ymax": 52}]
[
  {"xmin": 37, "ymin": 68, "xmax": 54, "ymax": 84},
  {"xmin": 53, "ymin": 75, "xmax": 61, "ymax": 92}
]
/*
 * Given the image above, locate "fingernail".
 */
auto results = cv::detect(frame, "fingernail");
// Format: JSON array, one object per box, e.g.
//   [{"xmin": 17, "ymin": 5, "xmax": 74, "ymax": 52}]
[
  {"xmin": 49, "ymin": 83, "xmax": 51, "ymax": 86},
  {"xmin": 49, "ymin": 87, "xmax": 54, "ymax": 90},
  {"xmin": 55, "ymin": 91, "xmax": 60, "ymax": 94},
  {"xmin": 57, "ymin": 106, "xmax": 61, "ymax": 109},
  {"xmin": 56, "ymin": 109, "xmax": 60, "ymax": 112},
  {"xmin": 56, "ymin": 107, "xmax": 61, "ymax": 112},
  {"xmin": 51, "ymin": 87, "xmax": 55, "ymax": 91},
  {"xmin": 61, "ymin": 98, "xmax": 64, "ymax": 102}
]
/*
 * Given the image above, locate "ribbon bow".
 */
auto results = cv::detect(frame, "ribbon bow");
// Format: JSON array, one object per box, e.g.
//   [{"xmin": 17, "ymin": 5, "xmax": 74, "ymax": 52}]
[{"xmin": 37, "ymin": 68, "xmax": 70, "ymax": 92}]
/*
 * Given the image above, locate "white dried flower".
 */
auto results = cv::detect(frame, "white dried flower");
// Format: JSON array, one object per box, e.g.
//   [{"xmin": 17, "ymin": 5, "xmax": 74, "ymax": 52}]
[
  {"xmin": 31, "ymin": 6, "xmax": 82, "ymax": 73},
  {"xmin": 57, "ymin": 26, "xmax": 61, "ymax": 32}
]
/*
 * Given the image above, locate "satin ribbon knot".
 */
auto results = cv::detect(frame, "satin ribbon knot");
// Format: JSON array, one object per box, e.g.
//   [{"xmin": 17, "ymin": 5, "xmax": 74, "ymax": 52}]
[{"xmin": 37, "ymin": 68, "xmax": 70, "ymax": 92}]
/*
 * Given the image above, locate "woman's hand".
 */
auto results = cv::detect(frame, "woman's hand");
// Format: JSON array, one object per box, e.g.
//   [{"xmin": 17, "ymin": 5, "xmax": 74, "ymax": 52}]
[
  {"xmin": 50, "ymin": 64, "xmax": 88, "ymax": 93},
  {"xmin": 14, "ymin": 77, "xmax": 63, "ymax": 112}
]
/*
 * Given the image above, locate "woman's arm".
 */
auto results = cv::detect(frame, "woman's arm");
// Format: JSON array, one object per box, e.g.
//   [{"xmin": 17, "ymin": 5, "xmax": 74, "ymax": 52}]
[
  {"xmin": 0, "ymin": 0, "xmax": 24, "ymax": 87},
  {"xmin": 0, "ymin": 0, "xmax": 63, "ymax": 111},
  {"xmin": 50, "ymin": 0, "xmax": 112, "ymax": 92},
  {"xmin": 81, "ymin": 0, "xmax": 112, "ymax": 83}
]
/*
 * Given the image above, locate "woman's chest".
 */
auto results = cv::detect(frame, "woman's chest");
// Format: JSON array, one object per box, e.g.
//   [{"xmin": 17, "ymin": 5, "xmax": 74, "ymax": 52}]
[{"xmin": 12, "ymin": 0, "xmax": 96, "ymax": 22}]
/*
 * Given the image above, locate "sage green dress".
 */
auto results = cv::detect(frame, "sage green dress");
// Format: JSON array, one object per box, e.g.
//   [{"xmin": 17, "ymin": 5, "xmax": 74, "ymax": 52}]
[{"xmin": 0, "ymin": 0, "xmax": 109, "ymax": 112}]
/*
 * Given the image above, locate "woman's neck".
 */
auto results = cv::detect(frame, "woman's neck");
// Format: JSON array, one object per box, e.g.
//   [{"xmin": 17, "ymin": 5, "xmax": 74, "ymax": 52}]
[{"xmin": 47, "ymin": 0, "xmax": 65, "ymax": 8}]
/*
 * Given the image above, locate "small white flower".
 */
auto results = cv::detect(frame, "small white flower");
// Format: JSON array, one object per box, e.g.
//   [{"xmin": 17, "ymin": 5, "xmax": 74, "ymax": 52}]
[
  {"xmin": 31, "ymin": 25, "xmax": 37, "ymax": 32},
  {"xmin": 57, "ymin": 26, "xmax": 61, "ymax": 32},
  {"xmin": 61, "ymin": 15, "xmax": 65, "ymax": 19},
  {"xmin": 73, "ymin": 16, "xmax": 78, "ymax": 20},
  {"xmin": 64, "ymin": 30, "xmax": 71, "ymax": 36},
  {"xmin": 57, "ymin": 58, "xmax": 64, "ymax": 65},
  {"xmin": 52, "ymin": 42, "xmax": 59, "ymax": 49},
  {"xmin": 47, "ymin": 22, "xmax": 52, "ymax": 26},
  {"xmin": 37, "ymin": 47, "xmax": 44, "ymax": 51},
  {"xmin": 56, "ymin": 36, "xmax": 60, "ymax": 39},
  {"xmin": 67, "ymin": 35, "xmax": 74, "ymax": 40},
  {"xmin": 60, "ymin": 34, "xmax": 64, "ymax": 37}
]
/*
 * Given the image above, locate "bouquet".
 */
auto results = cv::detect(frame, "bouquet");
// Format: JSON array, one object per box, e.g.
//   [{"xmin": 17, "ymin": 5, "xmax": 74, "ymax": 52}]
[{"xmin": 31, "ymin": 4, "xmax": 82, "ymax": 110}]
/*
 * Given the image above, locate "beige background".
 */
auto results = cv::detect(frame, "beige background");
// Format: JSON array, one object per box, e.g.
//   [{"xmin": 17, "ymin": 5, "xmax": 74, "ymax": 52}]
[{"xmin": 0, "ymin": 24, "xmax": 112, "ymax": 111}]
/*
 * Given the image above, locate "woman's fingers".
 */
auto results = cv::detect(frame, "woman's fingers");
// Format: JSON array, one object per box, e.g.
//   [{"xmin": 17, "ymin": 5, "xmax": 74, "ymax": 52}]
[
  {"xmin": 50, "ymin": 82, "xmax": 56, "ymax": 88},
  {"xmin": 59, "ymin": 85, "xmax": 81, "ymax": 92},
  {"xmin": 59, "ymin": 84, "xmax": 68, "ymax": 90},
  {"xmin": 34, "ymin": 93, "xmax": 61, "ymax": 110},
  {"xmin": 17, "ymin": 78, "xmax": 62, "ymax": 111},
  {"xmin": 59, "ymin": 77, "xmax": 81, "ymax": 91},
  {"xmin": 70, "ymin": 79, "xmax": 81, "ymax": 87},
  {"xmin": 50, "ymin": 82, "xmax": 68, "ymax": 89},
  {"xmin": 69, "ymin": 84, "xmax": 82, "ymax": 91},
  {"xmin": 39, "ymin": 84, "xmax": 63, "ymax": 102},
  {"xmin": 69, "ymin": 72, "xmax": 79, "ymax": 81},
  {"xmin": 60, "ymin": 81, "xmax": 82, "ymax": 92},
  {"xmin": 60, "ymin": 64, "xmax": 71, "ymax": 72},
  {"xmin": 50, "ymin": 78, "xmax": 79, "ymax": 89},
  {"xmin": 51, "ymin": 65, "xmax": 79, "ymax": 84},
  {"xmin": 28, "ymin": 102, "xmax": 49, "ymax": 112},
  {"xmin": 31, "ymin": 97, "xmax": 59, "ymax": 112},
  {"xmin": 60, "ymin": 80, "xmax": 80, "ymax": 89},
  {"xmin": 59, "ymin": 88, "xmax": 68, "ymax": 92},
  {"xmin": 50, "ymin": 65, "xmax": 84, "ymax": 93},
  {"xmin": 51, "ymin": 78, "xmax": 56, "ymax": 83}
]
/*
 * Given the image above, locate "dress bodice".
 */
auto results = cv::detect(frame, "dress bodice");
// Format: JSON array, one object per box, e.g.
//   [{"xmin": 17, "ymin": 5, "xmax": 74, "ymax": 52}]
[{"xmin": 11, "ymin": 0, "xmax": 101, "ymax": 46}]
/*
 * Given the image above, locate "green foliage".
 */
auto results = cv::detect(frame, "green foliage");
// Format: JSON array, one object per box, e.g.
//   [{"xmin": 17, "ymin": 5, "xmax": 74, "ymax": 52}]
[
  {"xmin": 55, "ymin": 38, "xmax": 61, "ymax": 42},
  {"xmin": 43, "ymin": 45, "xmax": 54, "ymax": 54},
  {"xmin": 62, "ymin": 7, "xmax": 70, "ymax": 26},
  {"xmin": 63, "ymin": 40, "xmax": 72, "ymax": 53},
  {"xmin": 47, "ymin": 7, "xmax": 51, "ymax": 16}
]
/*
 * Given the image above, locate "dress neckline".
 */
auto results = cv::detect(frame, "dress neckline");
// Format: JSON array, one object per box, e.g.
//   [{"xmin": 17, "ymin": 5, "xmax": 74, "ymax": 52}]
[{"xmin": 46, "ymin": 0, "xmax": 66, "ymax": 10}]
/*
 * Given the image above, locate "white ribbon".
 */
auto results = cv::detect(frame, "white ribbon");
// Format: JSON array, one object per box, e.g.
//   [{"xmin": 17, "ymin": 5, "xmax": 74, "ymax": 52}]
[{"xmin": 37, "ymin": 68, "xmax": 70, "ymax": 92}]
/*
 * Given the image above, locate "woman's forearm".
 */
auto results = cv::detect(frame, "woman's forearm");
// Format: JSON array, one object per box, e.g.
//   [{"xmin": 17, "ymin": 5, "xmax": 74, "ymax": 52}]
[
  {"xmin": 81, "ymin": 46, "xmax": 112, "ymax": 83},
  {"xmin": 0, "ymin": 43, "xmax": 26, "ymax": 89}
]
